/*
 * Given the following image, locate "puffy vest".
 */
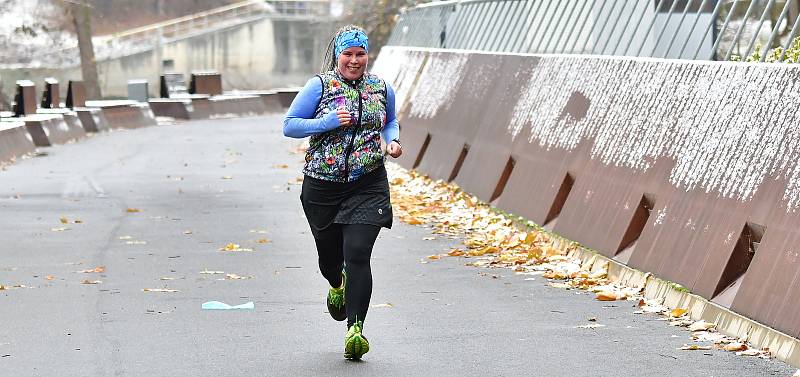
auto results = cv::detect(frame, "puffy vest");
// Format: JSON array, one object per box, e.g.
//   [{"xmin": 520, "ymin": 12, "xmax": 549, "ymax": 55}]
[{"xmin": 305, "ymin": 70, "xmax": 388, "ymax": 182}]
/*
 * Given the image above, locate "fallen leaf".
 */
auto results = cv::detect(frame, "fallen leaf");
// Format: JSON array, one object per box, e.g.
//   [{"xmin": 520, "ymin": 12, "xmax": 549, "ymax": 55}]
[
  {"xmin": 689, "ymin": 320, "xmax": 716, "ymax": 332},
  {"xmin": 427, "ymin": 255, "xmax": 441, "ymax": 260},
  {"xmin": 273, "ymin": 164, "xmax": 289, "ymax": 169},
  {"xmin": 60, "ymin": 217, "xmax": 69, "ymax": 224},
  {"xmin": 219, "ymin": 243, "xmax": 253, "ymax": 252},
  {"xmin": 679, "ymin": 345, "xmax": 712, "ymax": 351},
  {"xmin": 595, "ymin": 291, "xmax": 618, "ymax": 301},
  {"xmin": 669, "ymin": 308, "xmax": 688, "ymax": 318},
  {"xmin": 78, "ymin": 266, "xmax": 105, "ymax": 273},
  {"xmin": 126, "ymin": 208, "xmax": 141, "ymax": 213},
  {"xmin": 142, "ymin": 288, "xmax": 180, "ymax": 293},
  {"xmin": 45, "ymin": 275, "xmax": 55, "ymax": 281},
  {"xmin": 447, "ymin": 248, "xmax": 465, "ymax": 257},
  {"xmin": 723, "ymin": 342, "xmax": 748, "ymax": 352},
  {"xmin": 257, "ymin": 238, "xmax": 270, "ymax": 244},
  {"xmin": 81, "ymin": 280, "xmax": 102, "ymax": 284}
]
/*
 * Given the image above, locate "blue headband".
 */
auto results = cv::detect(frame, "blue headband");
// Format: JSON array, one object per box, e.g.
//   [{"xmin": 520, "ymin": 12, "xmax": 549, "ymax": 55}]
[{"xmin": 335, "ymin": 30, "xmax": 369, "ymax": 57}]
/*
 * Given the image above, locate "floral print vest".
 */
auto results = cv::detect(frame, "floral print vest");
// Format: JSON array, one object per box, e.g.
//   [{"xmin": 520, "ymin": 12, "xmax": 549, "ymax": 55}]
[{"xmin": 304, "ymin": 70, "xmax": 388, "ymax": 182}]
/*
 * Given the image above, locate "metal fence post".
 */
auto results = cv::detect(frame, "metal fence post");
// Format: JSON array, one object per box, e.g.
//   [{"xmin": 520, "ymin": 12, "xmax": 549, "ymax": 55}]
[
  {"xmin": 760, "ymin": 0, "xmax": 792, "ymax": 62},
  {"xmin": 486, "ymin": 1, "xmax": 520, "ymax": 51},
  {"xmin": 704, "ymin": 0, "xmax": 742, "ymax": 60},
  {"xmin": 536, "ymin": 0, "xmax": 570, "ymax": 53},
  {"xmin": 633, "ymin": 0, "xmax": 667, "ymax": 56},
  {"xmin": 691, "ymin": 0, "xmax": 726, "ymax": 59},
  {"xmin": 662, "ymin": 0, "xmax": 697, "ymax": 58},
  {"xmin": 724, "ymin": 0, "xmax": 759, "ymax": 61},
  {"xmin": 523, "ymin": 0, "xmax": 556, "ymax": 53},
  {"xmin": 559, "ymin": 0, "xmax": 593, "ymax": 53},
  {"xmin": 609, "ymin": 0, "xmax": 648, "ymax": 55},
  {"xmin": 743, "ymin": 0, "xmax": 777, "ymax": 60},
  {"xmin": 648, "ymin": 0, "xmax": 680, "ymax": 57},
  {"xmin": 479, "ymin": 1, "xmax": 506, "ymax": 51},
  {"xmin": 497, "ymin": 0, "xmax": 527, "ymax": 52},
  {"xmin": 778, "ymin": 9, "xmax": 800, "ymax": 61},
  {"xmin": 677, "ymin": 0, "xmax": 711, "ymax": 59},
  {"xmin": 595, "ymin": 0, "xmax": 625, "ymax": 55},
  {"xmin": 547, "ymin": 0, "xmax": 580, "ymax": 53},
  {"xmin": 509, "ymin": 0, "xmax": 542, "ymax": 52},
  {"xmin": 568, "ymin": 0, "xmax": 600, "ymax": 54},
  {"xmin": 448, "ymin": 2, "xmax": 474, "ymax": 49},
  {"xmin": 581, "ymin": 0, "xmax": 612, "ymax": 54}
]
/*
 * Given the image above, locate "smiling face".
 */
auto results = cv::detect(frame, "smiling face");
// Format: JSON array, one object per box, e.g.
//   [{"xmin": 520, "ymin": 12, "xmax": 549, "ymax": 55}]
[{"xmin": 337, "ymin": 46, "xmax": 368, "ymax": 81}]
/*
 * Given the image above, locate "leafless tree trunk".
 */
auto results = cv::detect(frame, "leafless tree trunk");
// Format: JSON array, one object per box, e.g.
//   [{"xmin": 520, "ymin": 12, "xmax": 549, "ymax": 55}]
[
  {"xmin": 71, "ymin": 1, "xmax": 102, "ymax": 99},
  {"xmin": 0, "ymin": 76, "xmax": 10, "ymax": 111}
]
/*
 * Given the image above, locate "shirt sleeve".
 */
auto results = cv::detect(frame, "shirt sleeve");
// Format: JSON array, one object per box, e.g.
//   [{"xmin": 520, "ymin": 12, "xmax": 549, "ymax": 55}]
[
  {"xmin": 283, "ymin": 77, "xmax": 341, "ymax": 138},
  {"xmin": 381, "ymin": 83, "xmax": 400, "ymax": 142}
]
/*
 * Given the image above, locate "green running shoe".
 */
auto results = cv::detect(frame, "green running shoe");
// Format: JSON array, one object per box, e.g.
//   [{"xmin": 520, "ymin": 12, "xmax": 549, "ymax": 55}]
[
  {"xmin": 326, "ymin": 271, "xmax": 346, "ymax": 321},
  {"xmin": 344, "ymin": 321, "xmax": 369, "ymax": 360}
]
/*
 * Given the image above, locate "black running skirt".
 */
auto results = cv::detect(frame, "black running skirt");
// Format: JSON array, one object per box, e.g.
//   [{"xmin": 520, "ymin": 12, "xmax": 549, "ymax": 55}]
[{"xmin": 301, "ymin": 165, "xmax": 393, "ymax": 233}]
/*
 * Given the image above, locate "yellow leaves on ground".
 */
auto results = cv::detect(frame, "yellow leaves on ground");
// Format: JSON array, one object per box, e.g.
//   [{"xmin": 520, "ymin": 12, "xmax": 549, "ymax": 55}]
[
  {"xmin": 595, "ymin": 291, "xmax": 619, "ymax": 301},
  {"xmin": 257, "ymin": 238, "xmax": 270, "ymax": 244},
  {"xmin": 60, "ymin": 217, "xmax": 69, "ymax": 224},
  {"xmin": 386, "ymin": 163, "xmax": 775, "ymax": 361},
  {"xmin": 45, "ymin": 275, "xmax": 55, "ymax": 281},
  {"xmin": 126, "ymin": 208, "xmax": 141, "ymax": 213},
  {"xmin": 669, "ymin": 308, "xmax": 689, "ymax": 318},
  {"xmin": 219, "ymin": 243, "xmax": 253, "ymax": 252}
]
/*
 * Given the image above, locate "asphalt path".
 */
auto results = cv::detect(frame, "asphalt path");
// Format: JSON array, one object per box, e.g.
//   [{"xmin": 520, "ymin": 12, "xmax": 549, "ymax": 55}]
[{"xmin": 0, "ymin": 114, "xmax": 795, "ymax": 376}]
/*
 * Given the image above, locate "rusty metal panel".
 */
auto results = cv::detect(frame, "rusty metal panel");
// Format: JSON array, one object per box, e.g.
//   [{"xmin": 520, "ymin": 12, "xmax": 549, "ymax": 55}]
[
  {"xmin": 451, "ymin": 55, "xmax": 535, "ymax": 201},
  {"xmin": 386, "ymin": 47, "xmax": 800, "ymax": 336},
  {"xmin": 13, "ymin": 80, "xmax": 36, "ymax": 117},
  {"xmin": 41, "ymin": 78, "xmax": 60, "ymax": 109},
  {"xmin": 66, "ymin": 81, "xmax": 86, "ymax": 109},
  {"xmin": 189, "ymin": 71, "xmax": 223, "ymax": 96}
]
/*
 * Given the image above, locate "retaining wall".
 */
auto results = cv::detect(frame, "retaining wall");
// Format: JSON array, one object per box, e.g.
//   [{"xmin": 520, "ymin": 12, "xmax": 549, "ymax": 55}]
[{"xmin": 372, "ymin": 46, "xmax": 800, "ymax": 338}]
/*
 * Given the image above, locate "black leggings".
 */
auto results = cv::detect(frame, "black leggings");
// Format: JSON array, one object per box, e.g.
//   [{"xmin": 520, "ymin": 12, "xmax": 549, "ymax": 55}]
[{"xmin": 313, "ymin": 223, "xmax": 381, "ymax": 327}]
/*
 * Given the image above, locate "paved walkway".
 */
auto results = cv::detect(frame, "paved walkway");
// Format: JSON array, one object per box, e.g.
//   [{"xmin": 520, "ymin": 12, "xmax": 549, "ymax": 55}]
[{"xmin": 0, "ymin": 115, "xmax": 794, "ymax": 376}]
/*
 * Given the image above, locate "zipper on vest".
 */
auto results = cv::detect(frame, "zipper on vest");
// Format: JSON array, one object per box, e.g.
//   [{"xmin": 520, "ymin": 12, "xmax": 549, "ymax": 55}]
[{"xmin": 343, "ymin": 90, "xmax": 363, "ymax": 181}]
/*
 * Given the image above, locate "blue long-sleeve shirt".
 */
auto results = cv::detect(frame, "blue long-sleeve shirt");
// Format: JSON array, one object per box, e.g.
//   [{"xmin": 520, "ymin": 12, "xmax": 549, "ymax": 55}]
[{"xmin": 283, "ymin": 77, "xmax": 400, "ymax": 142}]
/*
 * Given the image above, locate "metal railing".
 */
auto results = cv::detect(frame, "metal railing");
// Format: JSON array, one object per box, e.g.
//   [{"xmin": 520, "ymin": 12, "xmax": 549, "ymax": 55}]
[{"xmin": 388, "ymin": 0, "xmax": 800, "ymax": 62}]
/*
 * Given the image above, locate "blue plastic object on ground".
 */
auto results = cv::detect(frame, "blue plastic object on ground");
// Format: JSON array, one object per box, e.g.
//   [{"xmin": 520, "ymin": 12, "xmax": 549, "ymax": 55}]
[{"xmin": 201, "ymin": 301, "xmax": 254, "ymax": 310}]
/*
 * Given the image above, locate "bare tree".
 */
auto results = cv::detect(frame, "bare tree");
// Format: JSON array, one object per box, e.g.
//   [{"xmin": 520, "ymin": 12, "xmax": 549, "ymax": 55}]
[{"xmin": 70, "ymin": 0, "xmax": 102, "ymax": 99}]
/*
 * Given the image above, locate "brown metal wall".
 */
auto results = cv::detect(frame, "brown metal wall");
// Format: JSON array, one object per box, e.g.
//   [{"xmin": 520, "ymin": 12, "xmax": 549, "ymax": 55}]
[{"xmin": 373, "ymin": 47, "xmax": 800, "ymax": 338}]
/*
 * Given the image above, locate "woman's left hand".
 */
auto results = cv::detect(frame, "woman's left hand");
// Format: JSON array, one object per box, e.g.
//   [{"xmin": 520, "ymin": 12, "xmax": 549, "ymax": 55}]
[{"xmin": 387, "ymin": 141, "xmax": 402, "ymax": 158}]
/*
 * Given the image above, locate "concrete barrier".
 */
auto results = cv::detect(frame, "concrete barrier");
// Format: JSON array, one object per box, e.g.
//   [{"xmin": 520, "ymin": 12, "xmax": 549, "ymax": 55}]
[
  {"xmin": 0, "ymin": 120, "xmax": 36, "ymax": 163},
  {"xmin": 374, "ymin": 46, "xmax": 800, "ymax": 339},
  {"xmin": 86, "ymin": 100, "xmax": 157, "ymax": 130},
  {"xmin": 209, "ymin": 95, "xmax": 267, "ymax": 116},
  {"xmin": 148, "ymin": 98, "xmax": 192, "ymax": 119},
  {"xmin": 275, "ymin": 88, "xmax": 302, "ymax": 108}
]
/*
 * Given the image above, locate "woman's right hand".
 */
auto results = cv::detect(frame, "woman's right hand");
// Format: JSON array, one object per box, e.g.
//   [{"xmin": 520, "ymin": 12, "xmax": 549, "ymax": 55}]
[{"xmin": 336, "ymin": 108, "xmax": 351, "ymax": 127}]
